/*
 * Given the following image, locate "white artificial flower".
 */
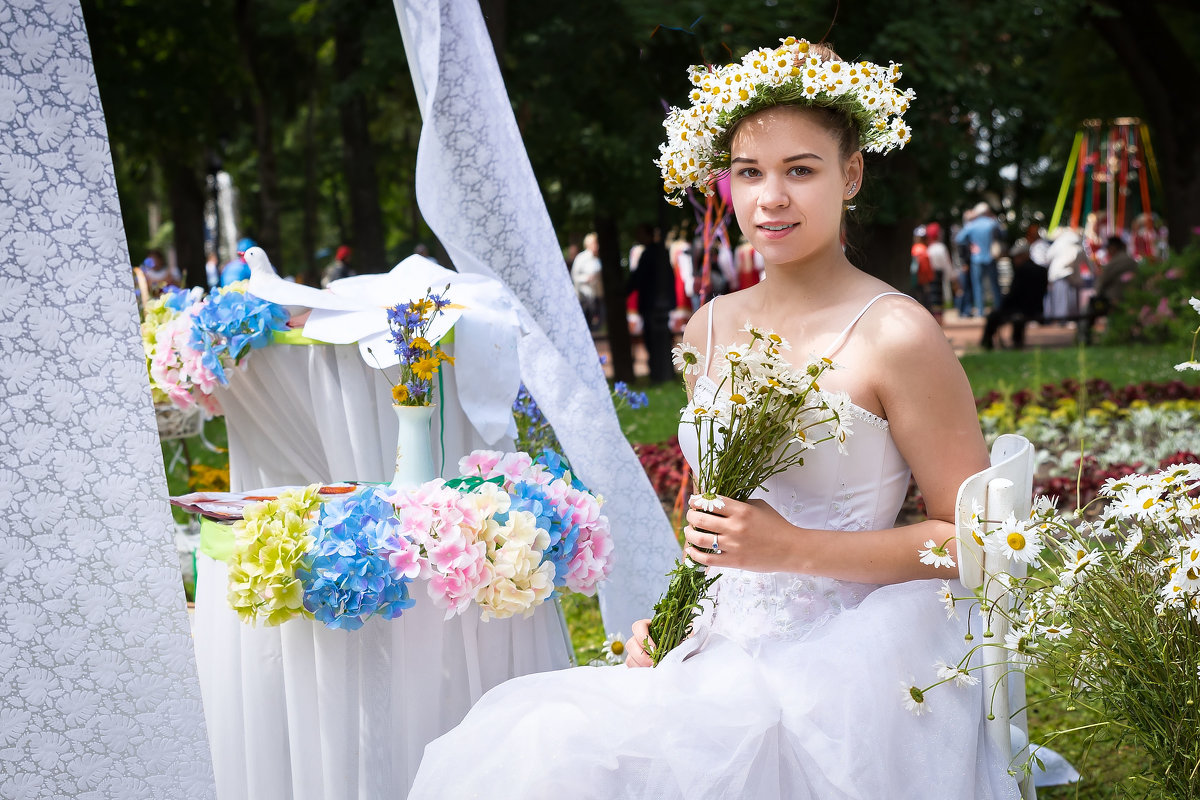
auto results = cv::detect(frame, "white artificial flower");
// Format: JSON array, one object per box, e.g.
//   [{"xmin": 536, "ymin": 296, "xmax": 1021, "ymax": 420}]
[
  {"xmin": 1190, "ymin": 296, "xmax": 1200, "ymax": 314},
  {"xmin": 900, "ymin": 680, "xmax": 931, "ymax": 716},
  {"xmin": 919, "ymin": 539, "xmax": 956, "ymax": 569},
  {"xmin": 1173, "ymin": 362, "xmax": 1200, "ymax": 372}
]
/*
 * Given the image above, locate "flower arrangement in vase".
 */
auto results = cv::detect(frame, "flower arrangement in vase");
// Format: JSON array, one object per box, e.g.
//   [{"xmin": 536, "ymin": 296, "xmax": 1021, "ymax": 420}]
[{"xmin": 384, "ymin": 285, "xmax": 456, "ymax": 490}]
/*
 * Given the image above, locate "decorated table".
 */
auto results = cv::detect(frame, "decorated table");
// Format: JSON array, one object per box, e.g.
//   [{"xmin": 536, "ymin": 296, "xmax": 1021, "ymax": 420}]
[{"xmin": 152, "ymin": 260, "xmax": 588, "ymax": 798}]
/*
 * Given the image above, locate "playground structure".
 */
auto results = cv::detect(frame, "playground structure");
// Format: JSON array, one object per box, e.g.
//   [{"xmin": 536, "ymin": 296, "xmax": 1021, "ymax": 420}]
[{"xmin": 1049, "ymin": 117, "xmax": 1164, "ymax": 245}]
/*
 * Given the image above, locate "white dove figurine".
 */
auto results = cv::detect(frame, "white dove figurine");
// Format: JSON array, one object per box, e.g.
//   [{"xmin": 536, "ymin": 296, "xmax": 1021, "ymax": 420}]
[{"xmin": 243, "ymin": 246, "xmax": 366, "ymax": 315}]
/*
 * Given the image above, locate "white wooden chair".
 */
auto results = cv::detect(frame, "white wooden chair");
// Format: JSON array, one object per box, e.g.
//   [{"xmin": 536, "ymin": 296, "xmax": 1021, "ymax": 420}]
[{"xmin": 955, "ymin": 433, "xmax": 1037, "ymax": 800}]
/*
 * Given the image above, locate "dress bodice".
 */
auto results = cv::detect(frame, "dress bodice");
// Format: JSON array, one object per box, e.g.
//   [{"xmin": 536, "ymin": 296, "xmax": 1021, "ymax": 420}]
[
  {"xmin": 678, "ymin": 292, "xmax": 915, "ymax": 645},
  {"xmin": 679, "ymin": 376, "xmax": 912, "ymax": 644}
]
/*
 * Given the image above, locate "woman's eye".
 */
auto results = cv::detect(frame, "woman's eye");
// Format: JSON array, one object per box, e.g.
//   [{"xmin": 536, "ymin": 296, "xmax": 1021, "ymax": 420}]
[
  {"xmin": 789, "ymin": 166, "xmax": 812, "ymax": 177},
  {"xmin": 736, "ymin": 167, "xmax": 760, "ymax": 178}
]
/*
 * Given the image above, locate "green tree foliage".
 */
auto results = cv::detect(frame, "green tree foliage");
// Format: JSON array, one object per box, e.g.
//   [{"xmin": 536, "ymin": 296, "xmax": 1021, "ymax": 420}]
[{"xmin": 84, "ymin": 0, "xmax": 1198, "ymax": 290}]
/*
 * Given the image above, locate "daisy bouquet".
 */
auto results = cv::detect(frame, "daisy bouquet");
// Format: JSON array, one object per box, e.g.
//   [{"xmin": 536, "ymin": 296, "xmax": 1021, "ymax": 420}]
[
  {"xmin": 646, "ymin": 326, "xmax": 848, "ymax": 665},
  {"xmin": 923, "ymin": 468, "xmax": 1200, "ymax": 795}
]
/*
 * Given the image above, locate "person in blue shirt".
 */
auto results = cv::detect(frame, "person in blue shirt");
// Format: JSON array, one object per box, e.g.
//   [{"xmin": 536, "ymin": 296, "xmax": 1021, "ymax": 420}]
[
  {"xmin": 954, "ymin": 202, "xmax": 1004, "ymax": 317},
  {"xmin": 220, "ymin": 237, "xmax": 256, "ymax": 286}
]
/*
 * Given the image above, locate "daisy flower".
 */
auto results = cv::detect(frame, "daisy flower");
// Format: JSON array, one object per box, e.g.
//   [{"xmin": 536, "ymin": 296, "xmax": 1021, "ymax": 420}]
[
  {"xmin": 984, "ymin": 513, "xmax": 1044, "ymax": 565},
  {"xmin": 900, "ymin": 680, "xmax": 931, "ymax": 716},
  {"xmin": 919, "ymin": 539, "xmax": 956, "ymax": 569},
  {"xmin": 601, "ymin": 632, "xmax": 627, "ymax": 665},
  {"xmin": 936, "ymin": 580, "xmax": 959, "ymax": 619},
  {"xmin": 935, "ymin": 659, "xmax": 979, "ymax": 688},
  {"xmin": 691, "ymin": 493, "xmax": 726, "ymax": 513},
  {"xmin": 671, "ymin": 342, "xmax": 703, "ymax": 376}
]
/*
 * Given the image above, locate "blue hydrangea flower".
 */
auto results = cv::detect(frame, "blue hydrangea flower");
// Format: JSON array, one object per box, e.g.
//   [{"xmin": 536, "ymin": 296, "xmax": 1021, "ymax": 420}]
[
  {"xmin": 189, "ymin": 287, "xmax": 289, "ymax": 385},
  {"xmin": 297, "ymin": 487, "xmax": 417, "ymax": 630}
]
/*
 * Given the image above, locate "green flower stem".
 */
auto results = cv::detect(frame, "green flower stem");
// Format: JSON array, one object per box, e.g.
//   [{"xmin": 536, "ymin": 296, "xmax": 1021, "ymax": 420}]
[{"xmin": 646, "ymin": 352, "xmax": 839, "ymax": 666}]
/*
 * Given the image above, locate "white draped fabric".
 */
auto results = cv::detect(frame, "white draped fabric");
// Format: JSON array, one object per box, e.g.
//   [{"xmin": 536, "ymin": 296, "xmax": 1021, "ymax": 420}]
[
  {"xmin": 193, "ymin": 340, "xmax": 572, "ymax": 799},
  {"xmin": 0, "ymin": 3, "xmax": 215, "ymax": 797},
  {"xmin": 394, "ymin": 0, "xmax": 681, "ymax": 634}
]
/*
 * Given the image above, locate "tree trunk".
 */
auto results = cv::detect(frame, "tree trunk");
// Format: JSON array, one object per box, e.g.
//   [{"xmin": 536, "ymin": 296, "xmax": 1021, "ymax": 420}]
[
  {"xmin": 596, "ymin": 213, "xmax": 634, "ymax": 384},
  {"xmin": 848, "ymin": 218, "xmax": 914, "ymax": 295},
  {"xmin": 479, "ymin": 0, "xmax": 505, "ymax": 64},
  {"xmin": 163, "ymin": 158, "xmax": 207, "ymax": 290},
  {"xmin": 301, "ymin": 80, "xmax": 319, "ymax": 285},
  {"xmin": 233, "ymin": 0, "xmax": 281, "ymax": 261},
  {"xmin": 1089, "ymin": 0, "xmax": 1200, "ymax": 253},
  {"xmin": 335, "ymin": 4, "xmax": 387, "ymax": 272},
  {"xmin": 849, "ymin": 151, "xmax": 920, "ymax": 293}
]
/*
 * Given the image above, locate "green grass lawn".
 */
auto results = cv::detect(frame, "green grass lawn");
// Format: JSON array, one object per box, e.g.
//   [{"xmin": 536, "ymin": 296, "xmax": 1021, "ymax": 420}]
[
  {"xmin": 615, "ymin": 343, "xmax": 1200, "ymax": 445},
  {"xmin": 959, "ymin": 342, "xmax": 1200, "ymax": 399}
]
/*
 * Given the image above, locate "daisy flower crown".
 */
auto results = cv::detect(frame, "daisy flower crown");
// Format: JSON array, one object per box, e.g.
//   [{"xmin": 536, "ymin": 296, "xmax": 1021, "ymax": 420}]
[{"xmin": 657, "ymin": 36, "xmax": 916, "ymax": 206}]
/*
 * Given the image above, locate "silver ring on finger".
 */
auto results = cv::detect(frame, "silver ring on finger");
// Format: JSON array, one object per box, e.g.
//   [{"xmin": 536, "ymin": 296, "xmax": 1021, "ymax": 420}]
[{"xmin": 711, "ymin": 533, "xmax": 721, "ymax": 554}]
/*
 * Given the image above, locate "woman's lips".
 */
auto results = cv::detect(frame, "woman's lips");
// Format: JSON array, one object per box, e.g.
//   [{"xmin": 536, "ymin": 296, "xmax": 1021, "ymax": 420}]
[{"xmin": 757, "ymin": 222, "xmax": 796, "ymax": 240}]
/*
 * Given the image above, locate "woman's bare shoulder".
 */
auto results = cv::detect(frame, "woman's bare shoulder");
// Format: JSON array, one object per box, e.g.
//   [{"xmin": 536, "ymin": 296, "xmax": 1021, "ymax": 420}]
[{"xmin": 858, "ymin": 291, "xmax": 947, "ymax": 354}]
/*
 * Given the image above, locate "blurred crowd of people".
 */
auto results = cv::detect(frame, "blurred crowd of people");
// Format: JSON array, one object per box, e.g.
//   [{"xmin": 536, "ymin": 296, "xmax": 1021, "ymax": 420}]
[{"xmin": 907, "ymin": 204, "xmax": 1165, "ymax": 350}]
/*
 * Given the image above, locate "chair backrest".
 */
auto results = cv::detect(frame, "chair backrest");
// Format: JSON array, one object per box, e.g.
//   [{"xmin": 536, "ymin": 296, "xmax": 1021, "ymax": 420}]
[
  {"xmin": 955, "ymin": 433, "xmax": 1035, "ymax": 591},
  {"xmin": 954, "ymin": 433, "xmax": 1037, "ymax": 799}
]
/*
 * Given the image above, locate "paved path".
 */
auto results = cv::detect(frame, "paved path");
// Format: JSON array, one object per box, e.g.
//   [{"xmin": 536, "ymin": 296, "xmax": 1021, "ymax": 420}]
[{"xmin": 597, "ymin": 309, "xmax": 1087, "ymax": 379}]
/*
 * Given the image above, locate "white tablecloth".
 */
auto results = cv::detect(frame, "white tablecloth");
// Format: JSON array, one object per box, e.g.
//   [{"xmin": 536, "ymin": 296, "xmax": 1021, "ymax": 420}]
[{"xmin": 193, "ymin": 342, "xmax": 573, "ymax": 799}]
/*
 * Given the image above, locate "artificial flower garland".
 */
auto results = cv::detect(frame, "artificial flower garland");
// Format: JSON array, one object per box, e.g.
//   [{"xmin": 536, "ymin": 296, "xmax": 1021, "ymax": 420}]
[
  {"xmin": 226, "ymin": 449, "xmax": 614, "ymax": 629},
  {"xmin": 657, "ymin": 36, "xmax": 915, "ymax": 206}
]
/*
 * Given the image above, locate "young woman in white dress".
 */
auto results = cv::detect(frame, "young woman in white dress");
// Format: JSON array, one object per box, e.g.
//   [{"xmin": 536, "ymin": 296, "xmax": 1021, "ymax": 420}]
[{"xmin": 407, "ymin": 39, "xmax": 1020, "ymax": 800}]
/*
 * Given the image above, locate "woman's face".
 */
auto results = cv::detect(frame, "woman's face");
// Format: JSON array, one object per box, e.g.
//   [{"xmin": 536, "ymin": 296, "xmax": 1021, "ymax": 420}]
[{"xmin": 729, "ymin": 106, "xmax": 861, "ymax": 268}]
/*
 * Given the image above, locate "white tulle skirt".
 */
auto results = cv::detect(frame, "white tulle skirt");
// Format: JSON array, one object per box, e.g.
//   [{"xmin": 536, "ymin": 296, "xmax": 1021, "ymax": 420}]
[{"xmin": 408, "ymin": 578, "xmax": 1020, "ymax": 800}]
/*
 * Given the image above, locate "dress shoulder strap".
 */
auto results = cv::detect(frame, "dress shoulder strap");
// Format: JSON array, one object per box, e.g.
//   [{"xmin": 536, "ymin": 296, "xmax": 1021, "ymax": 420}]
[
  {"xmin": 822, "ymin": 291, "xmax": 909, "ymax": 358},
  {"xmin": 703, "ymin": 297, "xmax": 717, "ymax": 379}
]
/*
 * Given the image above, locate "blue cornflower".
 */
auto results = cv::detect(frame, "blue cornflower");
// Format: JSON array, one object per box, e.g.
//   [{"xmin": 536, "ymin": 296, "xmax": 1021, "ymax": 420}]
[{"xmin": 613, "ymin": 381, "xmax": 649, "ymax": 410}]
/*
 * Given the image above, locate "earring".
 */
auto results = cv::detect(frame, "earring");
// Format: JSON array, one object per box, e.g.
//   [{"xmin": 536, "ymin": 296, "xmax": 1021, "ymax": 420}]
[{"xmin": 844, "ymin": 182, "xmax": 857, "ymax": 211}]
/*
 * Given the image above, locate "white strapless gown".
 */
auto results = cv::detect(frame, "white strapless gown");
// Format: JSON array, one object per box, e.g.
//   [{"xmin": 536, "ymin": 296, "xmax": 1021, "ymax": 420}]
[{"xmin": 408, "ymin": 376, "xmax": 1020, "ymax": 799}]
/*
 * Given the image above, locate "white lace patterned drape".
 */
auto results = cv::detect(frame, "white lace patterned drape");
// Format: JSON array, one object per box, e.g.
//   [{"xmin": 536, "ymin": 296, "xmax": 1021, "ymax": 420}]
[
  {"xmin": 0, "ymin": 2, "xmax": 216, "ymax": 797},
  {"xmin": 393, "ymin": 0, "xmax": 681, "ymax": 634}
]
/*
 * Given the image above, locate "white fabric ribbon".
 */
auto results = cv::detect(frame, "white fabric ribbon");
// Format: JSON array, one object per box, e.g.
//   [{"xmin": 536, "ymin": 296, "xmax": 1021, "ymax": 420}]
[{"xmin": 392, "ymin": 0, "xmax": 681, "ymax": 633}]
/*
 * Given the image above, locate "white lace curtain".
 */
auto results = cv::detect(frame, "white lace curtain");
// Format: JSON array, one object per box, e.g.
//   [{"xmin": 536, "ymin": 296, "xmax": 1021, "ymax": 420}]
[
  {"xmin": 392, "ymin": 0, "xmax": 681, "ymax": 634},
  {"xmin": 0, "ymin": 2, "xmax": 215, "ymax": 797}
]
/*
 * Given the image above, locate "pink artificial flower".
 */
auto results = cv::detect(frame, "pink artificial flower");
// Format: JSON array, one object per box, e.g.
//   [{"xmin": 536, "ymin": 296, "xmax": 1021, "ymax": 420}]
[
  {"xmin": 387, "ymin": 542, "xmax": 422, "ymax": 580},
  {"xmin": 494, "ymin": 452, "xmax": 534, "ymax": 485},
  {"xmin": 564, "ymin": 517, "xmax": 614, "ymax": 594},
  {"xmin": 459, "ymin": 450, "xmax": 503, "ymax": 477}
]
